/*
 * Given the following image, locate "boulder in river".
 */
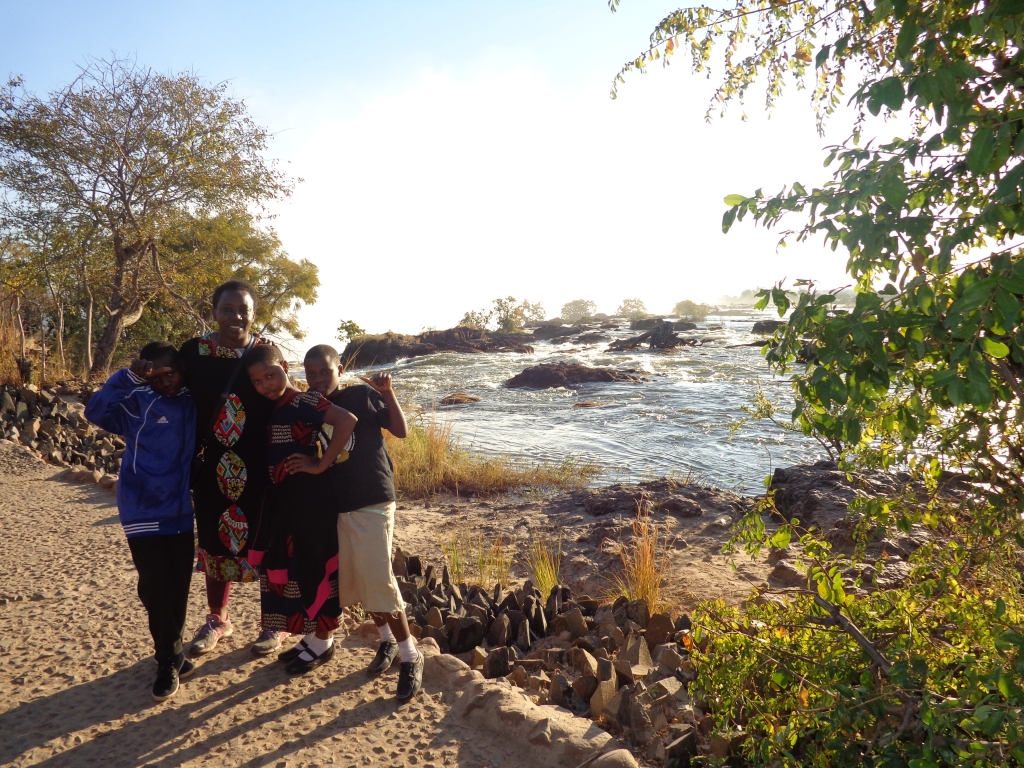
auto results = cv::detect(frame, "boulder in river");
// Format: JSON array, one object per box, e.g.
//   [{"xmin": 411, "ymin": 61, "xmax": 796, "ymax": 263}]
[
  {"xmin": 440, "ymin": 392, "xmax": 481, "ymax": 405},
  {"xmin": 533, "ymin": 324, "xmax": 584, "ymax": 339},
  {"xmin": 608, "ymin": 321, "xmax": 695, "ymax": 352},
  {"xmin": 751, "ymin": 319, "xmax": 785, "ymax": 334},
  {"xmin": 505, "ymin": 363, "xmax": 644, "ymax": 389},
  {"xmin": 340, "ymin": 327, "xmax": 534, "ymax": 368}
]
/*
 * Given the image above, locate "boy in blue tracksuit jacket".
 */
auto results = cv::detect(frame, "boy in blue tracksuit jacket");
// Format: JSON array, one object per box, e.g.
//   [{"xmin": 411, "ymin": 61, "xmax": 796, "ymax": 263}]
[{"xmin": 84, "ymin": 341, "xmax": 198, "ymax": 701}]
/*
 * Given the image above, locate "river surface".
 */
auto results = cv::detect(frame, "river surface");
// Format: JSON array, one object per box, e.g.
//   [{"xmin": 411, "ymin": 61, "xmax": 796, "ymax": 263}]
[{"xmin": 319, "ymin": 311, "xmax": 829, "ymax": 495}]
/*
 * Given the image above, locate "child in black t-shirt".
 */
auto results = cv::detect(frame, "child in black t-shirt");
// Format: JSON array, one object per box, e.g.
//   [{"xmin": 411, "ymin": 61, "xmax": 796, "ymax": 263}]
[
  {"xmin": 241, "ymin": 344, "xmax": 358, "ymax": 675},
  {"xmin": 304, "ymin": 344, "xmax": 422, "ymax": 702}
]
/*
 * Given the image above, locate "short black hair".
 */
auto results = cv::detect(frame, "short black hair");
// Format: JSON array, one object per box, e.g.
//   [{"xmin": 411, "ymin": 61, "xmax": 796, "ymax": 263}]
[
  {"xmin": 241, "ymin": 343, "xmax": 284, "ymax": 371},
  {"xmin": 212, "ymin": 279, "xmax": 257, "ymax": 311},
  {"xmin": 139, "ymin": 341, "xmax": 181, "ymax": 366},
  {"xmin": 304, "ymin": 344, "xmax": 339, "ymax": 365}
]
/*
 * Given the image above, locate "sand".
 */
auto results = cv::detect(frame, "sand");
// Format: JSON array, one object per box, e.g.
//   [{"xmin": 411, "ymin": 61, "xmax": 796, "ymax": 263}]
[{"xmin": 0, "ymin": 442, "xmax": 549, "ymax": 768}]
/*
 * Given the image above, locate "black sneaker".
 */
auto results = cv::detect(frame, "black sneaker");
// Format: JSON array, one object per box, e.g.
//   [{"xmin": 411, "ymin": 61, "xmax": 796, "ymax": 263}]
[
  {"xmin": 177, "ymin": 655, "xmax": 196, "ymax": 680},
  {"xmin": 152, "ymin": 663, "xmax": 179, "ymax": 702},
  {"xmin": 396, "ymin": 650, "xmax": 423, "ymax": 702},
  {"xmin": 367, "ymin": 641, "xmax": 399, "ymax": 675}
]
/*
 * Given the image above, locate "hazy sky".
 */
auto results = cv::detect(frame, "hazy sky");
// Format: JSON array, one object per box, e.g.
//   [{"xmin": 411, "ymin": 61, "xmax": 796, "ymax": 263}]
[{"xmin": 2, "ymin": 1, "xmax": 868, "ymax": 343}]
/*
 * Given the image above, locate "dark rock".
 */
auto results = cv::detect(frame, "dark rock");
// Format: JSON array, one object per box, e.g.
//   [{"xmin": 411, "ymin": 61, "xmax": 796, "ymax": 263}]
[
  {"xmin": 545, "ymin": 584, "xmax": 562, "ymax": 617},
  {"xmin": 645, "ymin": 613, "xmax": 674, "ymax": 647},
  {"xmin": 751, "ymin": 319, "xmax": 785, "ymax": 334},
  {"xmin": 674, "ymin": 614, "xmax": 692, "ymax": 632},
  {"xmin": 550, "ymin": 608, "xmax": 588, "ymax": 639},
  {"xmin": 423, "ymin": 625, "xmax": 449, "ymax": 653},
  {"xmin": 497, "ymin": 591, "xmax": 521, "ymax": 614},
  {"xmin": 608, "ymin": 321, "xmax": 695, "ymax": 352},
  {"xmin": 662, "ymin": 496, "xmax": 704, "ymax": 517},
  {"xmin": 440, "ymin": 392, "xmax": 481, "ymax": 405},
  {"xmin": 451, "ymin": 616, "xmax": 486, "ymax": 654},
  {"xmin": 505, "ymin": 610, "xmax": 527, "ymax": 644},
  {"xmin": 487, "ymin": 612, "xmax": 510, "ymax": 646},
  {"xmin": 533, "ymin": 325, "xmax": 584, "ymax": 339},
  {"xmin": 392, "ymin": 548, "xmax": 408, "ymax": 578},
  {"xmin": 340, "ymin": 327, "xmax": 534, "ymax": 369},
  {"xmin": 674, "ymin": 321, "xmax": 697, "ymax": 331},
  {"xmin": 572, "ymin": 674, "xmax": 599, "ymax": 703},
  {"xmin": 666, "ymin": 725, "xmax": 698, "ymax": 762},
  {"xmin": 515, "ymin": 617, "xmax": 532, "ymax": 652},
  {"xmin": 505, "ymin": 363, "xmax": 644, "ymax": 389},
  {"xmin": 529, "ymin": 599, "xmax": 547, "ymax": 638},
  {"xmin": 484, "ymin": 646, "xmax": 512, "ymax": 679},
  {"xmin": 577, "ymin": 596, "xmax": 600, "ymax": 615},
  {"xmin": 769, "ymin": 559, "xmax": 805, "ymax": 587},
  {"xmin": 622, "ymin": 634, "xmax": 653, "ymax": 667},
  {"xmin": 626, "ymin": 599, "xmax": 650, "ymax": 628}
]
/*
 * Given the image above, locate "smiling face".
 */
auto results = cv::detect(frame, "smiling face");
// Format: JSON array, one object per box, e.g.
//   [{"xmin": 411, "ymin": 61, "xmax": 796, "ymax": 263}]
[
  {"xmin": 303, "ymin": 354, "xmax": 342, "ymax": 396},
  {"xmin": 247, "ymin": 359, "xmax": 291, "ymax": 401},
  {"xmin": 213, "ymin": 289, "xmax": 255, "ymax": 346},
  {"xmin": 149, "ymin": 355, "xmax": 185, "ymax": 397}
]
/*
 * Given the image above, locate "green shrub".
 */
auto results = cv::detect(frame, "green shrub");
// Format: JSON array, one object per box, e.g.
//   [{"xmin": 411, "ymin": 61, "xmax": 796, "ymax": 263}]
[{"xmin": 690, "ymin": 494, "xmax": 1024, "ymax": 766}]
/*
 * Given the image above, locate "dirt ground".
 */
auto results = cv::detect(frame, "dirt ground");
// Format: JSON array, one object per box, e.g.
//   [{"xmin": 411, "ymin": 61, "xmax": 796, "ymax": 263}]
[{"xmin": 0, "ymin": 440, "xmax": 767, "ymax": 767}]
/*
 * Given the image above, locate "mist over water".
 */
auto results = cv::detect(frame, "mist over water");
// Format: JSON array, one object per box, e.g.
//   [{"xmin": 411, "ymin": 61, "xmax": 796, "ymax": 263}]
[{"xmin": 326, "ymin": 311, "xmax": 829, "ymax": 495}]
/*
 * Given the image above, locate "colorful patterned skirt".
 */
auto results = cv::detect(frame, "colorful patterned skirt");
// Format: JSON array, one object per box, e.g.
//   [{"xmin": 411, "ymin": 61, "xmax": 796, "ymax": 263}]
[{"xmin": 249, "ymin": 474, "xmax": 342, "ymax": 634}]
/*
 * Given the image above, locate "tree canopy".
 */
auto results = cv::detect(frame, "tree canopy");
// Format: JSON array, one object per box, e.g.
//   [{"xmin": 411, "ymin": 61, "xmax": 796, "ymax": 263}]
[
  {"xmin": 560, "ymin": 299, "xmax": 598, "ymax": 323},
  {"xmin": 615, "ymin": 298, "xmax": 648, "ymax": 319},
  {"xmin": 0, "ymin": 57, "xmax": 305, "ymax": 375},
  {"xmin": 614, "ymin": 0, "xmax": 1024, "ymax": 763},
  {"xmin": 458, "ymin": 297, "xmax": 544, "ymax": 333},
  {"xmin": 672, "ymin": 299, "xmax": 711, "ymax": 321}
]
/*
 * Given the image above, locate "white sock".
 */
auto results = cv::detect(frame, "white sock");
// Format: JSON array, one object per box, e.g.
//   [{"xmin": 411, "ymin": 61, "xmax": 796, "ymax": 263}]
[
  {"xmin": 398, "ymin": 636, "xmax": 418, "ymax": 664},
  {"xmin": 377, "ymin": 623, "xmax": 396, "ymax": 643},
  {"xmin": 298, "ymin": 633, "xmax": 333, "ymax": 662}
]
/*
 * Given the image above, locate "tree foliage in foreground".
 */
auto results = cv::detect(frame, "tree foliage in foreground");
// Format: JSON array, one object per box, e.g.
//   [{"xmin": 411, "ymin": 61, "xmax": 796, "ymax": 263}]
[
  {"xmin": 0, "ymin": 57, "xmax": 306, "ymax": 375},
  {"xmin": 615, "ymin": 0, "xmax": 1024, "ymax": 762}
]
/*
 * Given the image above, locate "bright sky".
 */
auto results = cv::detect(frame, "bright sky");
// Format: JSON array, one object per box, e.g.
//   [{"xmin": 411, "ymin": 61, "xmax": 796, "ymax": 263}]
[{"xmin": 2, "ymin": 0, "xmax": 865, "ymax": 343}]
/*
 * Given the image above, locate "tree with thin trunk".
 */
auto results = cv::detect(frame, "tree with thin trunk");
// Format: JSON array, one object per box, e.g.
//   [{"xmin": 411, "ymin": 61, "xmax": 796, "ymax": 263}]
[{"xmin": 0, "ymin": 58, "xmax": 293, "ymax": 373}]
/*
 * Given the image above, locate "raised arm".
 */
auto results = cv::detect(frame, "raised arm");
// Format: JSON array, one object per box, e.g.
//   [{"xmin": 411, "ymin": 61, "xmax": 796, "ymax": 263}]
[
  {"xmin": 359, "ymin": 373, "xmax": 408, "ymax": 439},
  {"xmin": 83, "ymin": 366, "xmax": 150, "ymax": 435},
  {"xmin": 284, "ymin": 404, "xmax": 357, "ymax": 476}
]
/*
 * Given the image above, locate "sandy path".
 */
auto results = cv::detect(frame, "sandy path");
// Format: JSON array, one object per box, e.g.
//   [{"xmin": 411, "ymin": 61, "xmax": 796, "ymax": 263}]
[{"xmin": 0, "ymin": 442, "xmax": 536, "ymax": 768}]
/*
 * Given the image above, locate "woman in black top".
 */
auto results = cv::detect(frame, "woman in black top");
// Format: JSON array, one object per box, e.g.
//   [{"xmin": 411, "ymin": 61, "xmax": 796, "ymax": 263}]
[{"xmin": 178, "ymin": 280, "xmax": 284, "ymax": 657}]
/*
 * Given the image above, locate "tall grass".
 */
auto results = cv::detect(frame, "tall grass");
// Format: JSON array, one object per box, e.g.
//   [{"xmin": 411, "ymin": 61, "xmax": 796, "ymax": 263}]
[
  {"xmin": 385, "ymin": 416, "xmax": 600, "ymax": 497},
  {"xmin": 604, "ymin": 499, "xmax": 674, "ymax": 612},
  {"xmin": 524, "ymin": 531, "xmax": 563, "ymax": 599},
  {"xmin": 439, "ymin": 531, "xmax": 516, "ymax": 589},
  {"xmin": 0, "ymin": 313, "xmax": 20, "ymax": 385},
  {"xmin": 439, "ymin": 531, "xmax": 469, "ymax": 585}
]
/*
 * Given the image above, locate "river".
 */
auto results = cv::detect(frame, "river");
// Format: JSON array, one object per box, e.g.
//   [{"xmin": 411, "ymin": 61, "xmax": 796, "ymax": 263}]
[{"xmin": 322, "ymin": 311, "xmax": 829, "ymax": 495}]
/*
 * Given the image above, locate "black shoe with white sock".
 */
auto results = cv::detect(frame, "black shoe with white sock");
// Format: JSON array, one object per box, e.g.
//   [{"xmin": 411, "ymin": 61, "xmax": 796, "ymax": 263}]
[
  {"xmin": 396, "ymin": 650, "xmax": 423, "ymax": 702},
  {"xmin": 368, "ymin": 641, "xmax": 399, "ymax": 675},
  {"xmin": 285, "ymin": 635, "xmax": 335, "ymax": 675}
]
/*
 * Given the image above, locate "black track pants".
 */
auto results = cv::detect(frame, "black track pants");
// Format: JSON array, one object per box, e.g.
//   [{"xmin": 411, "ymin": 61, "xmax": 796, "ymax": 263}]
[{"xmin": 126, "ymin": 532, "xmax": 195, "ymax": 664}]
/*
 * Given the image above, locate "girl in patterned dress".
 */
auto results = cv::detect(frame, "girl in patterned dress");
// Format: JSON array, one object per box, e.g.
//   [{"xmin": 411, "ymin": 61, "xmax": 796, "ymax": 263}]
[
  {"xmin": 179, "ymin": 280, "xmax": 284, "ymax": 656},
  {"xmin": 242, "ymin": 343, "xmax": 358, "ymax": 674}
]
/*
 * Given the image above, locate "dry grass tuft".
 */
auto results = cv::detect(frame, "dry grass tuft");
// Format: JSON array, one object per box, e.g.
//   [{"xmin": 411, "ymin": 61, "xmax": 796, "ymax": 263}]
[
  {"xmin": 524, "ymin": 531, "xmax": 563, "ymax": 600},
  {"xmin": 439, "ymin": 531, "xmax": 516, "ymax": 589},
  {"xmin": 603, "ymin": 497, "xmax": 674, "ymax": 612},
  {"xmin": 385, "ymin": 415, "xmax": 600, "ymax": 498}
]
